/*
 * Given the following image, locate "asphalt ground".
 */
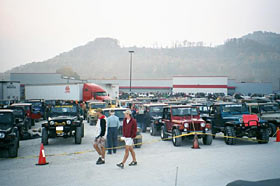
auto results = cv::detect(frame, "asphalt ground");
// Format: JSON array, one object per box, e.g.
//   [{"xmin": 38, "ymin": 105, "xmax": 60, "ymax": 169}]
[{"xmin": 0, "ymin": 120, "xmax": 280, "ymax": 186}]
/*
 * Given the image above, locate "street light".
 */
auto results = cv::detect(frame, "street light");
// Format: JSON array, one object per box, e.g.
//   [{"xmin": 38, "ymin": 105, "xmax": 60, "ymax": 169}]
[{"xmin": 129, "ymin": 50, "xmax": 134, "ymax": 95}]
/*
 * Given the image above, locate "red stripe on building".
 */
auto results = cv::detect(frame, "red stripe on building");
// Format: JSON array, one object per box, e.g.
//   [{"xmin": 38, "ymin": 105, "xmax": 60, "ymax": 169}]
[
  {"xmin": 120, "ymin": 86, "xmax": 171, "ymax": 89},
  {"xmin": 173, "ymin": 85, "xmax": 228, "ymax": 88}
]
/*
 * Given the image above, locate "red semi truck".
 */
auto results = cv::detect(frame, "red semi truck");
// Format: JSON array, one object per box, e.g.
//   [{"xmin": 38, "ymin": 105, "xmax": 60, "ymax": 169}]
[{"xmin": 25, "ymin": 83, "xmax": 111, "ymax": 102}]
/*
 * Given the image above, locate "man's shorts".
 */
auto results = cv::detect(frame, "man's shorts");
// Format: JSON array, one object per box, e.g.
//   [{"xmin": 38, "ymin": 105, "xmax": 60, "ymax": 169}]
[
  {"xmin": 121, "ymin": 137, "xmax": 134, "ymax": 146},
  {"xmin": 93, "ymin": 137, "xmax": 106, "ymax": 148}
]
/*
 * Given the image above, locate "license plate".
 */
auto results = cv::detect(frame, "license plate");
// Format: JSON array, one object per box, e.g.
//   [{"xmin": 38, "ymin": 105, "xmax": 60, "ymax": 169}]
[{"xmin": 56, "ymin": 126, "xmax": 63, "ymax": 132}]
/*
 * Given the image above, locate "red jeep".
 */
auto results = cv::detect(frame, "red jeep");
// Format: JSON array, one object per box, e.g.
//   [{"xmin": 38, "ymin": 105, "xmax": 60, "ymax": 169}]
[
  {"xmin": 160, "ymin": 105, "xmax": 213, "ymax": 146},
  {"xmin": 11, "ymin": 103, "xmax": 38, "ymax": 127}
]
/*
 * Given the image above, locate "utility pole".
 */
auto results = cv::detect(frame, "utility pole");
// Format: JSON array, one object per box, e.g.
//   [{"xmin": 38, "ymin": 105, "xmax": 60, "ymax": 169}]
[{"xmin": 129, "ymin": 51, "xmax": 134, "ymax": 95}]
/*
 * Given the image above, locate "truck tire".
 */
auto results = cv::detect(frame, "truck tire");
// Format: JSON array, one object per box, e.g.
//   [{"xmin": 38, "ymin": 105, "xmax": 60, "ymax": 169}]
[
  {"xmin": 172, "ymin": 128, "xmax": 182, "ymax": 147},
  {"xmin": 150, "ymin": 123, "xmax": 157, "ymax": 136},
  {"xmin": 75, "ymin": 127, "xmax": 82, "ymax": 144},
  {"xmin": 134, "ymin": 137, "xmax": 142, "ymax": 148},
  {"xmin": 224, "ymin": 126, "xmax": 236, "ymax": 145},
  {"xmin": 8, "ymin": 135, "xmax": 19, "ymax": 158},
  {"xmin": 257, "ymin": 128, "xmax": 269, "ymax": 144},
  {"xmin": 203, "ymin": 133, "xmax": 213, "ymax": 145},
  {"xmin": 81, "ymin": 123, "xmax": 84, "ymax": 137},
  {"xmin": 41, "ymin": 127, "xmax": 48, "ymax": 145},
  {"xmin": 161, "ymin": 125, "xmax": 168, "ymax": 140},
  {"xmin": 268, "ymin": 123, "xmax": 276, "ymax": 137}
]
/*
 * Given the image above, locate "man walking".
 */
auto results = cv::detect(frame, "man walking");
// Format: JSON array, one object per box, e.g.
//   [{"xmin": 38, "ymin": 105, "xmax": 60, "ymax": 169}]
[
  {"xmin": 93, "ymin": 108, "xmax": 107, "ymax": 165},
  {"xmin": 106, "ymin": 110, "xmax": 120, "ymax": 154},
  {"xmin": 117, "ymin": 110, "xmax": 137, "ymax": 169}
]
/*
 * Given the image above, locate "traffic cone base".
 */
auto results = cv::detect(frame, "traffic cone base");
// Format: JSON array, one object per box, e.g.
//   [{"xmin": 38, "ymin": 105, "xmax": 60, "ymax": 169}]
[
  {"xmin": 191, "ymin": 135, "xmax": 200, "ymax": 149},
  {"xmin": 275, "ymin": 127, "xmax": 280, "ymax": 142},
  {"xmin": 36, "ymin": 143, "xmax": 49, "ymax": 166}
]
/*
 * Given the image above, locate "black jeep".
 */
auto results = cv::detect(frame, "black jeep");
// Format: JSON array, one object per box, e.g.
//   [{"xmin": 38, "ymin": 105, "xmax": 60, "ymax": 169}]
[
  {"xmin": 207, "ymin": 102, "xmax": 269, "ymax": 145},
  {"xmin": 0, "ymin": 109, "xmax": 20, "ymax": 157},
  {"xmin": 41, "ymin": 104, "xmax": 84, "ymax": 145}
]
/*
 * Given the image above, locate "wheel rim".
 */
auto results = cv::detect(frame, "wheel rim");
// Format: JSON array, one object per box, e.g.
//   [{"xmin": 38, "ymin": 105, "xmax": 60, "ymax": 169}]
[
  {"xmin": 150, "ymin": 125, "xmax": 153, "ymax": 134},
  {"xmin": 172, "ymin": 132, "xmax": 176, "ymax": 143},
  {"xmin": 267, "ymin": 127, "xmax": 272, "ymax": 136},
  {"xmin": 161, "ymin": 128, "xmax": 164, "ymax": 138}
]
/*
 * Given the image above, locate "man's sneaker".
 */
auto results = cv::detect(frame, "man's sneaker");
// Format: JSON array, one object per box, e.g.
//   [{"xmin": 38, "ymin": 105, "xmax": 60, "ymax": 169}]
[
  {"xmin": 116, "ymin": 163, "xmax": 124, "ymax": 169},
  {"xmin": 97, "ymin": 159, "xmax": 105, "ymax": 165},
  {"xmin": 96, "ymin": 157, "xmax": 102, "ymax": 164},
  {"xmin": 129, "ymin": 161, "xmax": 137, "ymax": 166}
]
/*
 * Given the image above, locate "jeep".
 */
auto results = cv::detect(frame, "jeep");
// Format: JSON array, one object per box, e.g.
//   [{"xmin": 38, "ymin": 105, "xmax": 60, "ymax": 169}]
[
  {"xmin": 103, "ymin": 108, "xmax": 142, "ymax": 148},
  {"xmin": 140, "ymin": 103, "xmax": 167, "ymax": 133},
  {"xmin": 0, "ymin": 109, "xmax": 20, "ymax": 158},
  {"xmin": 87, "ymin": 101, "xmax": 106, "ymax": 125},
  {"xmin": 246, "ymin": 102, "xmax": 280, "ymax": 137},
  {"xmin": 207, "ymin": 102, "xmax": 269, "ymax": 145},
  {"xmin": 160, "ymin": 105, "xmax": 213, "ymax": 147},
  {"xmin": 41, "ymin": 104, "xmax": 84, "ymax": 145}
]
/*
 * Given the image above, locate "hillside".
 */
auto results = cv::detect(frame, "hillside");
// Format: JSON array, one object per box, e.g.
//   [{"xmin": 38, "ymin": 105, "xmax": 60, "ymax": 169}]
[{"xmin": 6, "ymin": 31, "xmax": 280, "ymax": 89}]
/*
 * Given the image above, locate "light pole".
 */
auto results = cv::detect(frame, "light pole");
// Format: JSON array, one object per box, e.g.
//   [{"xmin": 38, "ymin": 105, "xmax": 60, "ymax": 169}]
[{"xmin": 129, "ymin": 50, "xmax": 134, "ymax": 95}]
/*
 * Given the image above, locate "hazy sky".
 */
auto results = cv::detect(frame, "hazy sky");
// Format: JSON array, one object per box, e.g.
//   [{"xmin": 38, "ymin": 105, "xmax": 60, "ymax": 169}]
[{"xmin": 1, "ymin": 0, "xmax": 280, "ymax": 72}]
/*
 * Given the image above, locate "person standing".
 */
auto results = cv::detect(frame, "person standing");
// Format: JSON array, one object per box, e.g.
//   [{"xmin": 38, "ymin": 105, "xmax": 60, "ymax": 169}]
[
  {"xmin": 106, "ymin": 110, "xmax": 120, "ymax": 154},
  {"xmin": 117, "ymin": 110, "xmax": 137, "ymax": 169},
  {"xmin": 93, "ymin": 108, "xmax": 107, "ymax": 165}
]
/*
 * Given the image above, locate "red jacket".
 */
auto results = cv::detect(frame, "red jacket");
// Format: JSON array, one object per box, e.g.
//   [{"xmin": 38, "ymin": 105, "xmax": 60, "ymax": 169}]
[{"xmin": 122, "ymin": 118, "xmax": 137, "ymax": 138}]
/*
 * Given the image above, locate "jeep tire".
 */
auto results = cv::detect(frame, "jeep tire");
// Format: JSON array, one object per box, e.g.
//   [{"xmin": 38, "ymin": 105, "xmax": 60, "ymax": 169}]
[
  {"xmin": 41, "ymin": 127, "xmax": 48, "ymax": 145},
  {"xmin": 134, "ymin": 137, "xmax": 142, "ymax": 148},
  {"xmin": 268, "ymin": 123, "xmax": 276, "ymax": 137},
  {"xmin": 224, "ymin": 126, "xmax": 236, "ymax": 145},
  {"xmin": 257, "ymin": 128, "xmax": 269, "ymax": 144},
  {"xmin": 203, "ymin": 133, "xmax": 213, "ymax": 145},
  {"xmin": 172, "ymin": 128, "xmax": 182, "ymax": 147},
  {"xmin": 150, "ymin": 123, "xmax": 157, "ymax": 136},
  {"xmin": 160, "ymin": 125, "xmax": 168, "ymax": 140},
  {"xmin": 75, "ymin": 127, "xmax": 82, "ymax": 144},
  {"xmin": 81, "ymin": 123, "xmax": 84, "ymax": 137},
  {"xmin": 8, "ymin": 134, "xmax": 19, "ymax": 158}
]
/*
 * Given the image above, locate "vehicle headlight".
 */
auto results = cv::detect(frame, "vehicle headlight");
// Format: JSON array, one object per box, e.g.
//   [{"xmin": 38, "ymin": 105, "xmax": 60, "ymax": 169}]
[
  {"xmin": 184, "ymin": 123, "xmax": 189, "ymax": 128},
  {"xmin": 239, "ymin": 118, "xmax": 243, "ymax": 123},
  {"xmin": 159, "ymin": 119, "xmax": 162, "ymax": 123},
  {"xmin": 200, "ymin": 123, "xmax": 206, "ymax": 127},
  {"xmin": 66, "ymin": 120, "xmax": 71, "ymax": 125},
  {"xmin": 0, "ymin": 132, "xmax": 5, "ymax": 139},
  {"xmin": 50, "ymin": 121, "xmax": 55, "ymax": 125}
]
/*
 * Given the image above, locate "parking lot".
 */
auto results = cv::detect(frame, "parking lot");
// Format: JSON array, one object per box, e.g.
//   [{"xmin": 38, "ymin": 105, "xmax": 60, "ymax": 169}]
[{"xmin": 0, "ymin": 120, "xmax": 280, "ymax": 186}]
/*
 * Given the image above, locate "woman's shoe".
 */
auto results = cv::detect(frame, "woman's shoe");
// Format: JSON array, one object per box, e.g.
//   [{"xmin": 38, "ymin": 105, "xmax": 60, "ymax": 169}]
[
  {"xmin": 129, "ymin": 161, "xmax": 137, "ymax": 166},
  {"xmin": 116, "ymin": 163, "xmax": 124, "ymax": 169}
]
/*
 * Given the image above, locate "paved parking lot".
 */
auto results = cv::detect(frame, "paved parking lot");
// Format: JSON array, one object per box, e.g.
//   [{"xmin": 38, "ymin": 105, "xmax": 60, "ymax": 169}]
[{"xmin": 0, "ymin": 120, "xmax": 280, "ymax": 186}]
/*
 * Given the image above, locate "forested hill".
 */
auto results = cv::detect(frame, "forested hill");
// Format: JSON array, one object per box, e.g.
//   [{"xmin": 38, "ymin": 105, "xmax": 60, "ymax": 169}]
[{"xmin": 6, "ymin": 31, "xmax": 280, "ymax": 89}]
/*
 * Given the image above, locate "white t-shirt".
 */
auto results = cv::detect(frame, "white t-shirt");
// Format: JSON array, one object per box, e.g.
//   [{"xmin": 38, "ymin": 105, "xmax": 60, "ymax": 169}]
[{"xmin": 126, "ymin": 119, "xmax": 131, "ymax": 124}]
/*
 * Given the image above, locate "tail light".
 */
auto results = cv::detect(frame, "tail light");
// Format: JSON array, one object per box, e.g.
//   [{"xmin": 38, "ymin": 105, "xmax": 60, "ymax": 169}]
[{"xmin": 206, "ymin": 123, "xmax": 211, "ymax": 129}]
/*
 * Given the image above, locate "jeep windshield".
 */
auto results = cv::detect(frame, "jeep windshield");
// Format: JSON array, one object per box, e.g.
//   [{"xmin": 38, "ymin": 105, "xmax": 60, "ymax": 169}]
[
  {"xmin": 222, "ymin": 104, "xmax": 248, "ymax": 114},
  {"xmin": 90, "ymin": 104, "xmax": 106, "ymax": 109},
  {"xmin": 0, "ymin": 112, "xmax": 13, "ymax": 130},
  {"xmin": 104, "ymin": 110, "xmax": 125, "ymax": 120},
  {"xmin": 197, "ymin": 106, "xmax": 209, "ymax": 114},
  {"xmin": 172, "ymin": 107, "xmax": 199, "ymax": 116},
  {"xmin": 50, "ymin": 106, "xmax": 77, "ymax": 116},
  {"xmin": 260, "ymin": 104, "xmax": 280, "ymax": 113},
  {"xmin": 12, "ymin": 108, "xmax": 24, "ymax": 119},
  {"xmin": 149, "ymin": 106, "xmax": 164, "ymax": 116}
]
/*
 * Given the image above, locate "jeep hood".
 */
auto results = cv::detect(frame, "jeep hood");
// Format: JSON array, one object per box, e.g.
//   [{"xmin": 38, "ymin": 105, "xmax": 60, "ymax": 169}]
[{"xmin": 49, "ymin": 116, "xmax": 77, "ymax": 121}]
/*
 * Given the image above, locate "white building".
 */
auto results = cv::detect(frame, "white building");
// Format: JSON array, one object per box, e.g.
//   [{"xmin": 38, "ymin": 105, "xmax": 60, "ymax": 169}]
[{"xmin": 172, "ymin": 76, "xmax": 228, "ymax": 95}]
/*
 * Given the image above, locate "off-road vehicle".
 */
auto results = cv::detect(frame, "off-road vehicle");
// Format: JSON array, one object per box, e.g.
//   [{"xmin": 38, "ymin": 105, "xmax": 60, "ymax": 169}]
[
  {"xmin": 103, "ymin": 108, "xmax": 142, "ymax": 148},
  {"xmin": 246, "ymin": 102, "xmax": 280, "ymax": 137},
  {"xmin": 0, "ymin": 109, "xmax": 20, "ymax": 157},
  {"xmin": 207, "ymin": 102, "xmax": 269, "ymax": 145},
  {"xmin": 141, "ymin": 103, "xmax": 167, "ymax": 133},
  {"xmin": 41, "ymin": 104, "xmax": 84, "ymax": 145},
  {"xmin": 160, "ymin": 105, "xmax": 213, "ymax": 147},
  {"xmin": 87, "ymin": 101, "xmax": 106, "ymax": 125}
]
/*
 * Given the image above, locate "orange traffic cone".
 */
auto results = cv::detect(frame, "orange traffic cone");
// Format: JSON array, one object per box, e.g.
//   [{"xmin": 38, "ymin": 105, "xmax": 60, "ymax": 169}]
[
  {"xmin": 191, "ymin": 134, "xmax": 200, "ymax": 149},
  {"xmin": 276, "ymin": 127, "xmax": 280, "ymax": 142},
  {"xmin": 36, "ymin": 143, "xmax": 49, "ymax": 165}
]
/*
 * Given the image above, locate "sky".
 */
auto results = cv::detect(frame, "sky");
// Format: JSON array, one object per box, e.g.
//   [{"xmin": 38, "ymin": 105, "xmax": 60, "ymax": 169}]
[{"xmin": 0, "ymin": 0, "xmax": 280, "ymax": 72}]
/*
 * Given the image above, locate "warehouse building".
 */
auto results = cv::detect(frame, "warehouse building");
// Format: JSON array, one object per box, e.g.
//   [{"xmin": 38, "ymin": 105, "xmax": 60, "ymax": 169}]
[{"xmin": 172, "ymin": 76, "xmax": 228, "ymax": 95}]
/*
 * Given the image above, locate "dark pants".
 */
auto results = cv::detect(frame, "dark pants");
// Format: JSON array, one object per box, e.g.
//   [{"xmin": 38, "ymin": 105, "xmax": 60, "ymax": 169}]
[{"xmin": 107, "ymin": 127, "xmax": 118, "ymax": 153}]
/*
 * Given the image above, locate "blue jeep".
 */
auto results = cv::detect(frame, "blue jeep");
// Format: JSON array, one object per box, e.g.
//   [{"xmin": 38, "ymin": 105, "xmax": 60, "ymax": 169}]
[{"xmin": 206, "ymin": 102, "xmax": 269, "ymax": 145}]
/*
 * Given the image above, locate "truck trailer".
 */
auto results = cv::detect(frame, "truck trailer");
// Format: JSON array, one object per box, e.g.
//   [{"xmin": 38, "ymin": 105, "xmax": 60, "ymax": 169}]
[{"xmin": 25, "ymin": 83, "xmax": 110, "ymax": 102}]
